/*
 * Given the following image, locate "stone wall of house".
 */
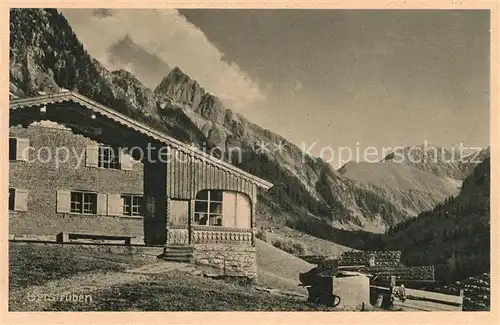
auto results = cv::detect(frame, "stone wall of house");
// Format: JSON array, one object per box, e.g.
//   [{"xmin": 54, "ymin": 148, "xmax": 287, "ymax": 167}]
[
  {"xmin": 193, "ymin": 244, "xmax": 257, "ymax": 279},
  {"xmin": 9, "ymin": 241, "xmax": 164, "ymax": 261},
  {"xmin": 9, "ymin": 123, "xmax": 145, "ymax": 243}
]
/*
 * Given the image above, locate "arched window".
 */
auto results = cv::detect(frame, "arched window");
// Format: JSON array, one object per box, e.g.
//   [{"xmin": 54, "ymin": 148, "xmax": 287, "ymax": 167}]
[{"xmin": 194, "ymin": 190, "xmax": 251, "ymax": 229}]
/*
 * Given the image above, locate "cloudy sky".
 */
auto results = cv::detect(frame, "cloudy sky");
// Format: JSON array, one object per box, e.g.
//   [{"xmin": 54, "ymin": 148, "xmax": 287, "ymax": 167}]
[{"xmin": 61, "ymin": 9, "xmax": 490, "ymax": 165}]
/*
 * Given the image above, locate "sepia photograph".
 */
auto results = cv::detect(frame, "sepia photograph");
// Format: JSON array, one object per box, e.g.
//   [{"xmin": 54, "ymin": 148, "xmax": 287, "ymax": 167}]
[{"xmin": 6, "ymin": 6, "xmax": 494, "ymax": 316}]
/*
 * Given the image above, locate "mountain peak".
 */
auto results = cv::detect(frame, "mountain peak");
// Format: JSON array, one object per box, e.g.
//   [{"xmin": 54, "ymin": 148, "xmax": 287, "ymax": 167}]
[
  {"xmin": 170, "ymin": 66, "xmax": 185, "ymax": 76},
  {"xmin": 154, "ymin": 66, "xmax": 207, "ymax": 110},
  {"xmin": 381, "ymin": 145, "xmax": 481, "ymax": 180},
  {"xmin": 162, "ymin": 66, "xmax": 193, "ymax": 85}
]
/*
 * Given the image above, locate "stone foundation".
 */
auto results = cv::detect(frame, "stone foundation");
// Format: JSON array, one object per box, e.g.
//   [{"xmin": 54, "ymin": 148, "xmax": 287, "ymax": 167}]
[
  {"xmin": 193, "ymin": 244, "xmax": 257, "ymax": 279},
  {"xmin": 9, "ymin": 233, "xmax": 145, "ymax": 245},
  {"xmin": 9, "ymin": 240, "xmax": 164, "ymax": 261}
]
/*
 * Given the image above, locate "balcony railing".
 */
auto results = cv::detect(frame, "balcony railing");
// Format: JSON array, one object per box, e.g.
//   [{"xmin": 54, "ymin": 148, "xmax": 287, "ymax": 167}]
[
  {"xmin": 166, "ymin": 227, "xmax": 189, "ymax": 245},
  {"xmin": 192, "ymin": 226, "xmax": 252, "ymax": 244}
]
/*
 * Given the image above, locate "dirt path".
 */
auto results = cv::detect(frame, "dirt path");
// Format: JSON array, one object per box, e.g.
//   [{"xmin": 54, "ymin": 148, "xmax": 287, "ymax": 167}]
[{"xmin": 9, "ymin": 261, "xmax": 194, "ymax": 311}]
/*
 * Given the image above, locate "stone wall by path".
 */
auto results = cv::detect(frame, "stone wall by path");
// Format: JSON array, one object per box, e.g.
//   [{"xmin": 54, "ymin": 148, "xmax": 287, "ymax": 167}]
[{"xmin": 193, "ymin": 244, "xmax": 257, "ymax": 279}]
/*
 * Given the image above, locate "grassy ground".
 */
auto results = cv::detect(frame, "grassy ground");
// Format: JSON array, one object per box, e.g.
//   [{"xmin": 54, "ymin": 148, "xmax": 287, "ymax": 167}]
[
  {"xmin": 47, "ymin": 273, "xmax": 332, "ymax": 311},
  {"xmin": 260, "ymin": 227, "xmax": 353, "ymax": 258},
  {"xmin": 255, "ymin": 239, "xmax": 313, "ymax": 295},
  {"xmin": 9, "ymin": 243, "xmax": 339, "ymax": 311},
  {"xmin": 9, "ymin": 243, "xmax": 148, "ymax": 290}
]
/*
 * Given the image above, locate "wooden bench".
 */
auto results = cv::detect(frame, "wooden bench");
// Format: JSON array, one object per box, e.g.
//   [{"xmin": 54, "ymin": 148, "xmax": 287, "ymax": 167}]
[{"xmin": 56, "ymin": 232, "xmax": 135, "ymax": 245}]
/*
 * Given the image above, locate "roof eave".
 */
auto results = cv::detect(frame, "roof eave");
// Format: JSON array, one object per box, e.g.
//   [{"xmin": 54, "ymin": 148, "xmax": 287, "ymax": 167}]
[{"xmin": 9, "ymin": 91, "xmax": 274, "ymax": 190}]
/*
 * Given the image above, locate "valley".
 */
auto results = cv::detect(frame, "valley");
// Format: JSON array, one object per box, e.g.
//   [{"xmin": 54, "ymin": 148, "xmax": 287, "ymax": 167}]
[{"xmin": 8, "ymin": 8, "xmax": 491, "ymax": 312}]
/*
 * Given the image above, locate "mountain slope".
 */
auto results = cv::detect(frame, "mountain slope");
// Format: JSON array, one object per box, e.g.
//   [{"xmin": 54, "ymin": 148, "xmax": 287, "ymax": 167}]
[
  {"xmin": 10, "ymin": 9, "xmax": 208, "ymax": 145},
  {"xmin": 10, "ymin": 8, "xmax": 469, "ymax": 239},
  {"xmin": 462, "ymin": 146, "xmax": 490, "ymax": 176},
  {"xmin": 384, "ymin": 156, "xmax": 490, "ymax": 283},
  {"xmin": 339, "ymin": 160, "xmax": 460, "ymax": 216},
  {"xmin": 153, "ymin": 67, "xmax": 416, "ymax": 232},
  {"xmin": 382, "ymin": 144, "xmax": 481, "ymax": 180}
]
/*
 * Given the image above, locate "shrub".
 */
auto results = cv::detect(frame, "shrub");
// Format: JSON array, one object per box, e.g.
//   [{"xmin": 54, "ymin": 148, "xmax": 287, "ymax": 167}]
[
  {"xmin": 255, "ymin": 229, "xmax": 267, "ymax": 242},
  {"xmin": 292, "ymin": 242, "xmax": 306, "ymax": 255},
  {"xmin": 271, "ymin": 240, "xmax": 283, "ymax": 250},
  {"xmin": 271, "ymin": 239, "xmax": 305, "ymax": 256}
]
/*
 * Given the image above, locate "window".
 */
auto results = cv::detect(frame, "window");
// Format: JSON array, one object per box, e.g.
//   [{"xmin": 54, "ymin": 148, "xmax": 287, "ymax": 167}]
[
  {"xmin": 8, "ymin": 188, "xmax": 28, "ymax": 212},
  {"xmin": 194, "ymin": 190, "xmax": 251, "ymax": 228},
  {"xmin": 9, "ymin": 188, "xmax": 15, "ymax": 211},
  {"xmin": 70, "ymin": 191, "xmax": 97, "ymax": 214},
  {"xmin": 9, "ymin": 137, "xmax": 29, "ymax": 161},
  {"xmin": 98, "ymin": 146, "xmax": 120, "ymax": 169},
  {"xmin": 121, "ymin": 195, "xmax": 143, "ymax": 216},
  {"xmin": 195, "ymin": 190, "xmax": 223, "ymax": 226},
  {"xmin": 9, "ymin": 138, "xmax": 17, "ymax": 160}
]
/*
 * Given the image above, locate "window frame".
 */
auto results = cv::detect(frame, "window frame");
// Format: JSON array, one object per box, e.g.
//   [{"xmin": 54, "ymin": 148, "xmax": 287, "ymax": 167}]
[
  {"xmin": 194, "ymin": 190, "xmax": 223, "ymax": 226},
  {"xmin": 194, "ymin": 190, "xmax": 251, "ymax": 228},
  {"xmin": 121, "ymin": 194, "xmax": 143, "ymax": 217},
  {"xmin": 70, "ymin": 191, "xmax": 97, "ymax": 215},
  {"xmin": 98, "ymin": 145, "xmax": 120, "ymax": 169}
]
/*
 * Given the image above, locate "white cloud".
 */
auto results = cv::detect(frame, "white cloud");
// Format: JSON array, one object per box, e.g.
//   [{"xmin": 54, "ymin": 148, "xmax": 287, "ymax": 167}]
[{"xmin": 59, "ymin": 9, "xmax": 265, "ymax": 109}]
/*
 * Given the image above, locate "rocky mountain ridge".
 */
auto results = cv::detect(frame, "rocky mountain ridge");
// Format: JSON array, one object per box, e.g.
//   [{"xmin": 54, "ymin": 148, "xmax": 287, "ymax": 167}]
[
  {"xmin": 9, "ymin": 8, "xmax": 488, "ymax": 238},
  {"xmin": 339, "ymin": 160, "xmax": 461, "ymax": 216},
  {"xmin": 381, "ymin": 144, "xmax": 484, "ymax": 180}
]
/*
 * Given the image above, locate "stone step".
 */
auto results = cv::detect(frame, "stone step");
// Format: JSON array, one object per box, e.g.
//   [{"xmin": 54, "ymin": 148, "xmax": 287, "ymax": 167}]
[
  {"xmin": 164, "ymin": 245, "xmax": 194, "ymax": 251},
  {"xmin": 163, "ymin": 249, "xmax": 193, "ymax": 255},
  {"xmin": 162, "ymin": 251, "xmax": 193, "ymax": 257},
  {"xmin": 164, "ymin": 248, "xmax": 194, "ymax": 253},
  {"xmin": 159, "ymin": 246, "xmax": 194, "ymax": 263},
  {"xmin": 159, "ymin": 255, "xmax": 193, "ymax": 263}
]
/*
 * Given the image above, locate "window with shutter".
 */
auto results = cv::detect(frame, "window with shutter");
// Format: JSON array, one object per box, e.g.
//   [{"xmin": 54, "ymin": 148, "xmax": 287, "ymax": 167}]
[
  {"xmin": 194, "ymin": 190, "xmax": 251, "ymax": 228},
  {"xmin": 97, "ymin": 193, "xmax": 107, "ymax": 215},
  {"xmin": 98, "ymin": 146, "xmax": 120, "ymax": 169},
  {"xmin": 120, "ymin": 151, "xmax": 133, "ymax": 171},
  {"xmin": 16, "ymin": 138, "xmax": 30, "ymax": 161},
  {"xmin": 107, "ymin": 194, "xmax": 122, "ymax": 216},
  {"xmin": 14, "ymin": 189, "xmax": 28, "ymax": 212},
  {"xmin": 85, "ymin": 144, "xmax": 99, "ymax": 168},
  {"xmin": 121, "ymin": 194, "xmax": 143, "ymax": 216},
  {"xmin": 57, "ymin": 190, "xmax": 71, "ymax": 213},
  {"xmin": 69, "ymin": 191, "xmax": 97, "ymax": 214},
  {"xmin": 235, "ymin": 193, "xmax": 251, "ymax": 229},
  {"xmin": 222, "ymin": 192, "xmax": 237, "ymax": 228},
  {"xmin": 9, "ymin": 138, "xmax": 30, "ymax": 161}
]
